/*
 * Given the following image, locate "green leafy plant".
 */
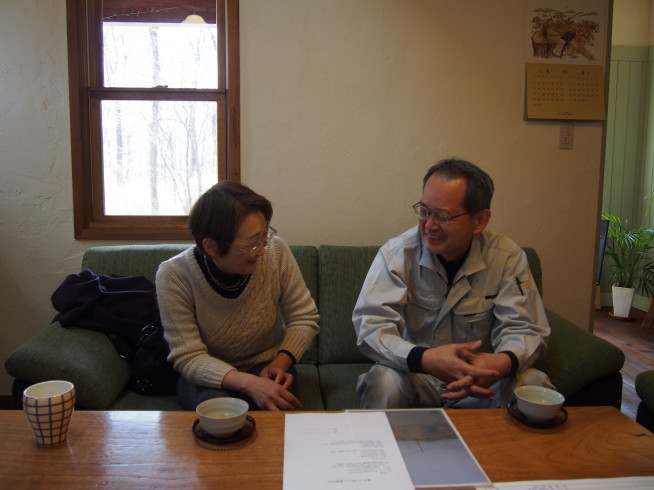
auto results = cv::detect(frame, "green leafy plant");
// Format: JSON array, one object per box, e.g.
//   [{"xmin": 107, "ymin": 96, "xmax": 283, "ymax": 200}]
[{"xmin": 601, "ymin": 212, "xmax": 654, "ymax": 297}]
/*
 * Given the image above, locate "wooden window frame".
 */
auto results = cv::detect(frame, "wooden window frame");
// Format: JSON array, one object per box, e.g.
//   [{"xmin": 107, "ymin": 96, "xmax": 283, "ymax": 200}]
[{"xmin": 66, "ymin": 0, "xmax": 240, "ymax": 240}]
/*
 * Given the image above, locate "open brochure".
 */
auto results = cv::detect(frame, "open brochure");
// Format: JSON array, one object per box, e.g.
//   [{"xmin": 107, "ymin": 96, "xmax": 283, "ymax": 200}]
[
  {"xmin": 283, "ymin": 411, "xmax": 414, "ymax": 490},
  {"xmin": 283, "ymin": 409, "xmax": 490, "ymax": 489}
]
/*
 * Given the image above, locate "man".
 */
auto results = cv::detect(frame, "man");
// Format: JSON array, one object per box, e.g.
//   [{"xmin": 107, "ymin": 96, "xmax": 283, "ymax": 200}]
[{"xmin": 353, "ymin": 158, "xmax": 552, "ymax": 409}]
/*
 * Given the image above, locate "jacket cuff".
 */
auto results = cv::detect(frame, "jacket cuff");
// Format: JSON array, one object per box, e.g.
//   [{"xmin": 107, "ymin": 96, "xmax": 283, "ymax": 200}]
[
  {"xmin": 499, "ymin": 350, "xmax": 519, "ymax": 377},
  {"xmin": 407, "ymin": 346, "xmax": 429, "ymax": 374}
]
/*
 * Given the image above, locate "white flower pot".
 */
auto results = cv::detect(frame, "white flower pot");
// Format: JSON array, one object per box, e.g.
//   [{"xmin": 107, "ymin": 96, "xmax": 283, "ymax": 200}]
[{"xmin": 611, "ymin": 285, "xmax": 635, "ymax": 318}]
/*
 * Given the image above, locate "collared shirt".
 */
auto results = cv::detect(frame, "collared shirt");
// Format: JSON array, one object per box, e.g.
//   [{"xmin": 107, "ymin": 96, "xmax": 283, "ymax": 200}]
[{"xmin": 352, "ymin": 226, "xmax": 550, "ymax": 372}]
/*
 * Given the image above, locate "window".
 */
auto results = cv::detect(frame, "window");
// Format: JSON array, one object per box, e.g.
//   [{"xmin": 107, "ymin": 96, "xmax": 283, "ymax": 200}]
[{"xmin": 66, "ymin": 0, "xmax": 240, "ymax": 239}]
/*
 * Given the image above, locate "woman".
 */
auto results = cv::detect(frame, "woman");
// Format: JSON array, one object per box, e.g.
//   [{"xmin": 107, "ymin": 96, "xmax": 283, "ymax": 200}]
[{"xmin": 156, "ymin": 182, "xmax": 319, "ymax": 411}]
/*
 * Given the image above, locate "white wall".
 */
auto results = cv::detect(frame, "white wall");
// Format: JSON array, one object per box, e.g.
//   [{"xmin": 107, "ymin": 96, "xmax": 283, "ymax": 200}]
[
  {"xmin": 612, "ymin": 0, "xmax": 653, "ymax": 45},
  {"xmin": 0, "ymin": 0, "xmax": 618, "ymax": 396},
  {"xmin": 1, "ymin": 1, "xmax": 84, "ymax": 396},
  {"xmin": 239, "ymin": 1, "xmax": 607, "ymax": 324}
]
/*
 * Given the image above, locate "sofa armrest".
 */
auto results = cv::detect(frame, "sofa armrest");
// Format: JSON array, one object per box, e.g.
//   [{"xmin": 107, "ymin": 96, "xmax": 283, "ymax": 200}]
[
  {"xmin": 636, "ymin": 370, "xmax": 654, "ymax": 413},
  {"xmin": 534, "ymin": 309, "xmax": 625, "ymax": 400},
  {"xmin": 5, "ymin": 322, "xmax": 131, "ymax": 409},
  {"xmin": 636, "ymin": 371, "xmax": 654, "ymax": 431}
]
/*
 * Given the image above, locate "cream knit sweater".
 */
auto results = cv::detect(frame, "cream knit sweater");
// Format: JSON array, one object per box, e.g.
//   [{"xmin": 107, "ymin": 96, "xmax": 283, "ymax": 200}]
[{"xmin": 155, "ymin": 237, "xmax": 319, "ymax": 389}]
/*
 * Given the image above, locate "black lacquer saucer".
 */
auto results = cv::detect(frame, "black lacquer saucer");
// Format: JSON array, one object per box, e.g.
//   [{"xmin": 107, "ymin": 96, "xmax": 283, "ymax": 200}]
[
  {"xmin": 507, "ymin": 400, "xmax": 568, "ymax": 428},
  {"xmin": 192, "ymin": 415, "xmax": 256, "ymax": 450}
]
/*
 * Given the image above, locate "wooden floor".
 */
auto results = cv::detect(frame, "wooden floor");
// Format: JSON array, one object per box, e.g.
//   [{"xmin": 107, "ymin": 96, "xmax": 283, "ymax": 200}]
[{"xmin": 593, "ymin": 306, "xmax": 654, "ymax": 422}]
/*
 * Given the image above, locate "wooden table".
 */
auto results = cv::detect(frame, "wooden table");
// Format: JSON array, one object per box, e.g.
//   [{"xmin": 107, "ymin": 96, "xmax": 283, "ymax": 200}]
[{"xmin": 0, "ymin": 406, "xmax": 652, "ymax": 488}]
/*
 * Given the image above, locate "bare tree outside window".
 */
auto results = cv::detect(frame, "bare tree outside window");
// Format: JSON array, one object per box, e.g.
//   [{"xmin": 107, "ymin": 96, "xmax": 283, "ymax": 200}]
[
  {"xmin": 102, "ymin": 22, "xmax": 218, "ymax": 216},
  {"xmin": 66, "ymin": 0, "xmax": 238, "ymax": 240}
]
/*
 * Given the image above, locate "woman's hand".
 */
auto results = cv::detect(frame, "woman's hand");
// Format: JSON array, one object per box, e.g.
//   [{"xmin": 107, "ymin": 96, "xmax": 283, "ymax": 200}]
[
  {"xmin": 260, "ymin": 364, "xmax": 294, "ymax": 390},
  {"xmin": 245, "ymin": 373, "xmax": 302, "ymax": 411},
  {"xmin": 223, "ymin": 364, "xmax": 301, "ymax": 411},
  {"xmin": 222, "ymin": 352, "xmax": 301, "ymax": 410}
]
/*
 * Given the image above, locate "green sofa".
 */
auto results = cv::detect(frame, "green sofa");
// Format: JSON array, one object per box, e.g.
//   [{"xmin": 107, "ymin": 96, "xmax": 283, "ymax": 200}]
[
  {"xmin": 6, "ymin": 244, "xmax": 625, "ymax": 411},
  {"xmin": 636, "ymin": 370, "xmax": 654, "ymax": 431}
]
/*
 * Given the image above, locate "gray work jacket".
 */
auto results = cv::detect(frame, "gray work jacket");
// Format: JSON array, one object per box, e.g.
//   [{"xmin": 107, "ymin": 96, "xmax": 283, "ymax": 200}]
[{"xmin": 353, "ymin": 226, "xmax": 550, "ymax": 373}]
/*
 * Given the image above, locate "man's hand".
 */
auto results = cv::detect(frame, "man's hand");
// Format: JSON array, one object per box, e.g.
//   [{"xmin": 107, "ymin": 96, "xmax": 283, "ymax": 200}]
[
  {"xmin": 454, "ymin": 351, "xmax": 512, "ymax": 389},
  {"xmin": 421, "ymin": 340, "xmax": 498, "ymax": 382},
  {"xmin": 420, "ymin": 340, "xmax": 502, "ymax": 400}
]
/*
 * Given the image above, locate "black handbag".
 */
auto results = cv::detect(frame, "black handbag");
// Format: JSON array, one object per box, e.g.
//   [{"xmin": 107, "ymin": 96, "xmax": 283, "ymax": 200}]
[{"xmin": 129, "ymin": 323, "xmax": 178, "ymax": 395}]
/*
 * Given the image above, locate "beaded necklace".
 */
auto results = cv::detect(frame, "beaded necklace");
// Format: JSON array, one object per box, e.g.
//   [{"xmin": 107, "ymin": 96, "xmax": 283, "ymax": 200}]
[{"xmin": 203, "ymin": 254, "xmax": 251, "ymax": 291}]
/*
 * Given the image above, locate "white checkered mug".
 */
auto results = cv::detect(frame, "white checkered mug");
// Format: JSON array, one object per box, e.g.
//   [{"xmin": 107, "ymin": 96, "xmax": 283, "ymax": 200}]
[{"xmin": 22, "ymin": 380, "xmax": 76, "ymax": 446}]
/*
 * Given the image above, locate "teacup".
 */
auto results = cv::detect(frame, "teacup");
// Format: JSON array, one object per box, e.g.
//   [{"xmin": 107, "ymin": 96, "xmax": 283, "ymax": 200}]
[
  {"xmin": 514, "ymin": 385, "xmax": 565, "ymax": 422},
  {"xmin": 23, "ymin": 380, "xmax": 76, "ymax": 446},
  {"xmin": 196, "ymin": 397, "xmax": 249, "ymax": 438}
]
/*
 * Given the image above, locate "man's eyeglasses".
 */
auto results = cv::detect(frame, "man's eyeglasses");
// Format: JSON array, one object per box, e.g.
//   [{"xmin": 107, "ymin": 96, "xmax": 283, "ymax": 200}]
[
  {"xmin": 412, "ymin": 202, "xmax": 470, "ymax": 225},
  {"xmin": 233, "ymin": 226, "xmax": 277, "ymax": 256}
]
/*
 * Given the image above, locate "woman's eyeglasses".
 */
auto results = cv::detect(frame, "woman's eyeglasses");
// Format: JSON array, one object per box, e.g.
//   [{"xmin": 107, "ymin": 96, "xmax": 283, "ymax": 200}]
[{"xmin": 233, "ymin": 226, "xmax": 278, "ymax": 255}]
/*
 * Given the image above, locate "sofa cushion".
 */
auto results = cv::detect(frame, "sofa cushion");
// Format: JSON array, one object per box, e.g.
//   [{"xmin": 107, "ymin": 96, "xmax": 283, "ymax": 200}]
[
  {"xmin": 294, "ymin": 363, "xmax": 324, "ymax": 410},
  {"xmin": 288, "ymin": 246, "xmax": 319, "ymax": 364},
  {"xmin": 534, "ymin": 309, "xmax": 625, "ymax": 399},
  {"xmin": 318, "ymin": 245, "xmax": 379, "ymax": 364},
  {"xmin": 82, "ymin": 244, "xmax": 192, "ymax": 282},
  {"xmin": 5, "ymin": 322, "xmax": 131, "ymax": 409},
  {"xmin": 318, "ymin": 363, "xmax": 371, "ymax": 410}
]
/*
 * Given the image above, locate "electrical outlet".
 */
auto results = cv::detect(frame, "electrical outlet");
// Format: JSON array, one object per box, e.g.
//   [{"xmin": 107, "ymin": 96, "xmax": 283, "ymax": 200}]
[{"xmin": 559, "ymin": 122, "xmax": 574, "ymax": 149}]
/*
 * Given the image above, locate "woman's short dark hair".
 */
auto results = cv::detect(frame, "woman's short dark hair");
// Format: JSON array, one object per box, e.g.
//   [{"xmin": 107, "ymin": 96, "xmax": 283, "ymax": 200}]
[
  {"xmin": 423, "ymin": 158, "xmax": 494, "ymax": 213},
  {"xmin": 189, "ymin": 181, "xmax": 273, "ymax": 256}
]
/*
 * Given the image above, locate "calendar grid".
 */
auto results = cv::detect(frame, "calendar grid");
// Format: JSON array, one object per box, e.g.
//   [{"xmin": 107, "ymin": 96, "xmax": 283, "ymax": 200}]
[{"xmin": 525, "ymin": 63, "xmax": 605, "ymax": 121}]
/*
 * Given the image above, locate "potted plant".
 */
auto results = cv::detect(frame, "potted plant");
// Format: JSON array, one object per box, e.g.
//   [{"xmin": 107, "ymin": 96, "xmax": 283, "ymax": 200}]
[{"xmin": 601, "ymin": 211, "xmax": 654, "ymax": 318}]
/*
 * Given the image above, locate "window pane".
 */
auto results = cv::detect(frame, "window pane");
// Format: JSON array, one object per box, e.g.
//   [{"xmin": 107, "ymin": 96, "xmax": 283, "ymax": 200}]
[
  {"xmin": 103, "ymin": 21, "xmax": 218, "ymax": 89},
  {"xmin": 102, "ymin": 100, "xmax": 218, "ymax": 216}
]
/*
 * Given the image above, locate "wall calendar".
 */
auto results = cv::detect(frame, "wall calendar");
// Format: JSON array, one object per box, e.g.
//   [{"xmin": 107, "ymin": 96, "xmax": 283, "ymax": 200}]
[{"xmin": 525, "ymin": 62, "xmax": 605, "ymax": 121}]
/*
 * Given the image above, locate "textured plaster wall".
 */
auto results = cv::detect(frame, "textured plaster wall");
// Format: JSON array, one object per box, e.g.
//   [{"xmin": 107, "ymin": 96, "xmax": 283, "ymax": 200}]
[
  {"xmin": 611, "ymin": 0, "xmax": 653, "ymax": 46},
  {"xmin": 239, "ymin": 0, "xmax": 607, "ymax": 325},
  {"xmin": 0, "ymin": 1, "xmax": 86, "ymax": 396},
  {"xmin": 0, "ymin": 0, "xmax": 618, "ymax": 395}
]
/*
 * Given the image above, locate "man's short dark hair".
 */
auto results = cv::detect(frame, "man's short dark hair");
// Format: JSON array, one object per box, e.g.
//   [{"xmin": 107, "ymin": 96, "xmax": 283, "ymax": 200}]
[
  {"xmin": 423, "ymin": 158, "xmax": 494, "ymax": 213},
  {"xmin": 189, "ymin": 181, "xmax": 273, "ymax": 256}
]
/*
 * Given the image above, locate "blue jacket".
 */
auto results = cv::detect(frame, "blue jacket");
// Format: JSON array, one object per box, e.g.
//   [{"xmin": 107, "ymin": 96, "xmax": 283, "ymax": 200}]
[{"xmin": 51, "ymin": 269, "xmax": 159, "ymax": 357}]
